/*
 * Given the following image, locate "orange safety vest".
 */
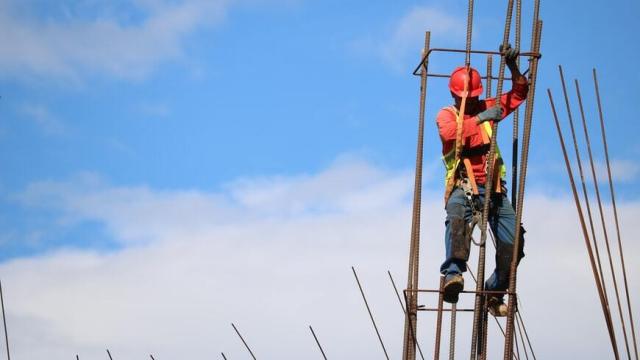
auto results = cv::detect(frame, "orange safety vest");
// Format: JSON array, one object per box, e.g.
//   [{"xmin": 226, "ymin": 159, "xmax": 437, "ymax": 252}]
[{"xmin": 442, "ymin": 106, "xmax": 506, "ymax": 203}]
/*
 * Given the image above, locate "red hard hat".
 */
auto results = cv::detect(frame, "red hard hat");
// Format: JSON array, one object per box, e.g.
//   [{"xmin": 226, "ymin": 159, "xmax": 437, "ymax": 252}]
[{"xmin": 449, "ymin": 66, "xmax": 483, "ymax": 97}]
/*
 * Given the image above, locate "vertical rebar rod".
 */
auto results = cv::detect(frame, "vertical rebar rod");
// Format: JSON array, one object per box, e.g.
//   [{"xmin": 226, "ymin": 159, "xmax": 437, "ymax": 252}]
[
  {"xmin": 515, "ymin": 301, "xmax": 537, "ymax": 360},
  {"xmin": 558, "ymin": 67, "xmax": 619, "ymax": 350},
  {"xmin": 472, "ymin": 2, "xmax": 515, "ymax": 359},
  {"xmin": 515, "ymin": 315, "xmax": 529, "ymax": 360},
  {"xmin": 559, "ymin": 66, "xmax": 610, "ymax": 308},
  {"xmin": 76, "ymin": 355, "xmax": 80, "ymax": 360},
  {"xmin": 465, "ymin": 0, "xmax": 474, "ymax": 66},
  {"xmin": 106, "ymin": 349, "xmax": 113, "ymax": 360},
  {"xmin": 402, "ymin": 30, "xmax": 430, "ymax": 360},
  {"xmin": 309, "ymin": 326, "xmax": 328, "ymax": 360},
  {"xmin": 449, "ymin": 304, "xmax": 457, "ymax": 360},
  {"xmin": 548, "ymin": 89, "xmax": 620, "ymax": 359},
  {"xmin": 514, "ymin": 319, "xmax": 522, "ymax": 360},
  {"xmin": 389, "ymin": 271, "xmax": 426, "ymax": 360},
  {"xmin": 467, "ymin": 267, "xmax": 520, "ymax": 360},
  {"xmin": 0, "ymin": 282, "xmax": 10, "ymax": 360},
  {"xmin": 594, "ymin": 68, "xmax": 640, "ymax": 360},
  {"xmin": 231, "ymin": 323, "xmax": 257, "ymax": 360},
  {"xmin": 502, "ymin": 20, "xmax": 542, "ymax": 360},
  {"xmin": 478, "ymin": 54, "xmax": 493, "ymax": 360},
  {"xmin": 479, "ymin": 303, "xmax": 489, "ymax": 360},
  {"xmin": 575, "ymin": 78, "xmax": 632, "ymax": 359},
  {"xmin": 511, "ymin": 0, "xmax": 522, "ymax": 207},
  {"xmin": 352, "ymin": 267, "xmax": 390, "ymax": 360},
  {"xmin": 434, "ymin": 277, "xmax": 445, "ymax": 360},
  {"xmin": 486, "ymin": 55, "xmax": 493, "ymax": 97}
]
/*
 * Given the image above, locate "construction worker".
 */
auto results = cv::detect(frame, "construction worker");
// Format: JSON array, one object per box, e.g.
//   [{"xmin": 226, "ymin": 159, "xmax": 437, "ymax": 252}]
[{"xmin": 436, "ymin": 45, "xmax": 527, "ymax": 316}]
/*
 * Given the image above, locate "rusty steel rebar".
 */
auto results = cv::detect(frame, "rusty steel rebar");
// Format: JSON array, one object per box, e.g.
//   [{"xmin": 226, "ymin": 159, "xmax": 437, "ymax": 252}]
[
  {"xmin": 548, "ymin": 88, "xmax": 620, "ymax": 359},
  {"xmin": 402, "ymin": 30, "xmax": 430, "ymax": 360},
  {"xmin": 479, "ymin": 303, "xmax": 489, "ymax": 360},
  {"xmin": 0, "ymin": 282, "xmax": 10, "ymax": 360},
  {"xmin": 434, "ymin": 277, "xmax": 445, "ymax": 360},
  {"xmin": 309, "ymin": 326, "xmax": 328, "ymax": 360},
  {"xmin": 575, "ymin": 78, "xmax": 633, "ymax": 359},
  {"xmin": 412, "ymin": 49, "xmax": 540, "ymax": 76},
  {"xmin": 424, "ymin": 73, "xmax": 512, "ymax": 80},
  {"xmin": 449, "ymin": 303, "xmax": 457, "ymax": 360},
  {"xmin": 465, "ymin": 0, "xmax": 474, "ymax": 67},
  {"xmin": 514, "ymin": 318, "xmax": 522, "ymax": 360},
  {"xmin": 467, "ymin": 266, "xmax": 520, "ymax": 360},
  {"xmin": 231, "ymin": 323, "xmax": 257, "ymax": 360},
  {"xmin": 476, "ymin": 54, "xmax": 494, "ymax": 360},
  {"xmin": 502, "ymin": 19, "xmax": 542, "ymax": 360},
  {"xmin": 516, "ymin": 300, "xmax": 537, "ymax": 360},
  {"xmin": 471, "ymin": 1, "xmax": 515, "ymax": 358},
  {"xmin": 559, "ymin": 66, "xmax": 610, "ymax": 309},
  {"xmin": 593, "ymin": 68, "xmax": 640, "ymax": 360},
  {"xmin": 558, "ymin": 66, "xmax": 620, "ymax": 354},
  {"xmin": 389, "ymin": 271, "xmax": 425, "ymax": 360},
  {"xmin": 511, "ymin": 0, "xmax": 522, "ymax": 208},
  {"xmin": 352, "ymin": 267, "xmax": 390, "ymax": 360},
  {"xmin": 515, "ymin": 315, "xmax": 528, "ymax": 360},
  {"xmin": 389, "ymin": 271, "xmax": 407, "ymax": 314},
  {"xmin": 458, "ymin": 268, "xmax": 519, "ymax": 360}
]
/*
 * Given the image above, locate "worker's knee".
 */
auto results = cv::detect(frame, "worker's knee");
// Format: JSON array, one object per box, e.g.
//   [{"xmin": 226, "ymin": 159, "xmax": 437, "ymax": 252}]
[
  {"xmin": 449, "ymin": 216, "xmax": 471, "ymax": 261},
  {"xmin": 445, "ymin": 195, "xmax": 466, "ymax": 219},
  {"xmin": 496, "ymin": 224, "xmax": 526, "ymax": 264}
]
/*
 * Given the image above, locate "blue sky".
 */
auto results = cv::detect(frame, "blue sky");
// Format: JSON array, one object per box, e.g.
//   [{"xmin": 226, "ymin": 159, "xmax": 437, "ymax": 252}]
[
  {"xmin": 0, "ymin": 0, "xmax": 638, "ymax": 358},
  {"xmin": 2, "ymin": 0, "xmax": 639, "ymax": 257}
]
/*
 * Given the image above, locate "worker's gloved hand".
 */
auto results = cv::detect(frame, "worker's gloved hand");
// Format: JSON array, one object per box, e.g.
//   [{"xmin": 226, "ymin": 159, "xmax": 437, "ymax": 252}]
[
  {"xmin": 500, "ymin": 43, "xmax": 519, "ymax": 66},
  {"xmin": 477, "ymin": 105, "xmax": 504, "ymax": 123}
]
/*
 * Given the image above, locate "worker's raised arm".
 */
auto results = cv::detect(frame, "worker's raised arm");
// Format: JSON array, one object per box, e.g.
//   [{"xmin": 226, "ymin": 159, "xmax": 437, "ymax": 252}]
[{"xmin": 482, "ymin": 45, "xmax": 529, "ymax": 122}]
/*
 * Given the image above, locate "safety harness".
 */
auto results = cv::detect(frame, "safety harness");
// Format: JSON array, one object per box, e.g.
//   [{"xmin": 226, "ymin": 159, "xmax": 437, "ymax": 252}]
[
  {"xmin": 441, "ymin": 105, "xmax": 507, "ymax": 204},
  {"xmin": 441, "ymin": 105, "xmax": 507, "ymax": 247}
]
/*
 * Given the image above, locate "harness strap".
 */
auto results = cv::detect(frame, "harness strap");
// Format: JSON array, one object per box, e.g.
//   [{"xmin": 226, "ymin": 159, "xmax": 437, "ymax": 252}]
[
  {"xmin": 444, "ymin": 71, "xmax": 470, "ymax": 204},
  {"xmin": 492, "ymin": 157, "xmax": 503, "ymax": 194},
  {"xmin": 463, "ymin": 158, "xmax": 479, "ymax": 195}
]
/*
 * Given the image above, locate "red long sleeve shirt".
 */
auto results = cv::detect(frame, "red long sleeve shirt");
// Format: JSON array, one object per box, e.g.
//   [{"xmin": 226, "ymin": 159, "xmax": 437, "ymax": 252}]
[{"xmin": 436, "ymin": 78, "xmax": 529, "ymax": 185}]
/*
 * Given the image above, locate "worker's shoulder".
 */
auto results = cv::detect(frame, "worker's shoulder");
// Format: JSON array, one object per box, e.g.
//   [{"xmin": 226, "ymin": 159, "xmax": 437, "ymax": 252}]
[{"xmin": 437, "ymin": 106, "xmax": 457, "ymax": 120}]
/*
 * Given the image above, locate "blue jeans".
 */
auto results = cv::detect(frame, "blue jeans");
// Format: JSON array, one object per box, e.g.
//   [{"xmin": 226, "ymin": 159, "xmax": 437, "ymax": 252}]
[{"xmin": 440, "ymin": 185, "xmax": 525, "ymax": 295}]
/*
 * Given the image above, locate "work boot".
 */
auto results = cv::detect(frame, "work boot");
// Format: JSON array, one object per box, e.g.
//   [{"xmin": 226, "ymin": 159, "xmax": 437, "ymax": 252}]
[
  {"xmin": 443, "ymin": 273, "xmax": 464, "ymax": 303},
  {"xmin": 487, "ymin": 296, "xmax": 508, "ymax": 317}
]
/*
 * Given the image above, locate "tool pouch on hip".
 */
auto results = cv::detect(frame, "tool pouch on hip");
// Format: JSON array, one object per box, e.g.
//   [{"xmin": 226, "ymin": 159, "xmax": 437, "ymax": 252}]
[{"xmin": 450, "ymin": 217, "xmax": 471, "ymax": 261}]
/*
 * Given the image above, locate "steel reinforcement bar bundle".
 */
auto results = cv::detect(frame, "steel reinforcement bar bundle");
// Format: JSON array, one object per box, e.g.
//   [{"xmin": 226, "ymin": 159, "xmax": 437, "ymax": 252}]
[{"xmin": 548, "ymin": 67, "xmax": 639, "ymax": 360}]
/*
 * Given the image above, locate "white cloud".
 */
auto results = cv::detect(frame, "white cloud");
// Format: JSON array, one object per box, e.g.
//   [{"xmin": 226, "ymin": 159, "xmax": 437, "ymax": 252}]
[
  {"xmin": 0, "ymin": 0, "xmax": 230, "ymax": 82},
  {"xmin": 2, "ymin": 159, "xmax": 639, "ymax": 359},
  {"xmin": 367, "ymin": 6, "xmax": 464, "ymax": 69},
  {"xmin": 19, "ymin": 104, "xmax": 67, "ymax": 136},
  {"xmin": 595, "ymin": 159, "xmax": 640, "ymax": 183}
]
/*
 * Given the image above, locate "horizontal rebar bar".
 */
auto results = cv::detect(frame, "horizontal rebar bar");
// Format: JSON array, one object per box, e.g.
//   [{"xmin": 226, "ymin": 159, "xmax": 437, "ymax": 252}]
[
  {"xmin": 413, "ymin": 48, "xmax": 540, "ymax": 75},
  {"xmin": 425, "ymin": 73, "xmax": 512, "ymax": 81},
  {"xmin": 405, "ymin": 289, "xmax": 510, "ymax": 296}
]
